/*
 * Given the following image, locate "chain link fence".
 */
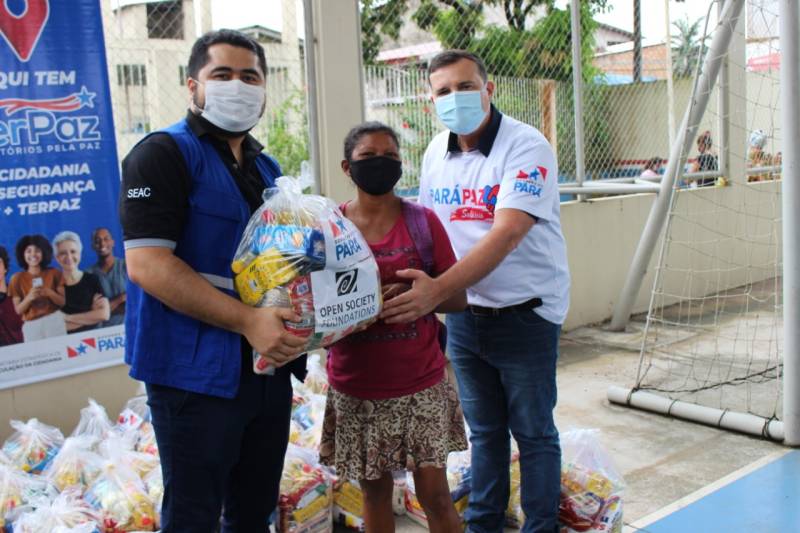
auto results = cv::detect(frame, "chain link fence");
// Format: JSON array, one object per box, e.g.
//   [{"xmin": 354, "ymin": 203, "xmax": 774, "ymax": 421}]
[
  {"xmin": 101, "ymin": 0, "xmax": 309, "ymax": 176},
  {"xmin": 99, "ymin": 1, "xmax": 781, "ymax": 196},
  {"xmin": 360, "ymin": 0, "xmax": 782, "ymax": 196}
]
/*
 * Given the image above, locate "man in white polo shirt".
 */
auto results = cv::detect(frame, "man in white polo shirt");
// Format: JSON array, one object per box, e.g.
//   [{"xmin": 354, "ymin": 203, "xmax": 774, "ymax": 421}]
[{"xmin": 381, "ymin": 50, "xmax": 569, "ymax": 533}]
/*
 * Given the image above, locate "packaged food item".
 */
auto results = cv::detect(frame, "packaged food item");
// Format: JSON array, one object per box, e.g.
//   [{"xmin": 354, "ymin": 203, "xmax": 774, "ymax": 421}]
[
  {"xmin": 405, "ymin": 450, "xmax": 471, "ymax": 529},
  {"xmin": 43, "ymin": 436, "xmax": 104, "ymax": 493},
  {"xmin": 134, "ymin": 423, "xmax": 158, "ymax": 457},
  {"xmin": 332, "ymin": 479, "xmax": 364, "ymax": 531},
  {"xmin": 559, "ymin": 429, "xmax": 624, "ymax": 533},
  {"xmin": 290, "ymin": 394, "xmax": 326, "ymax": 451},
  {"xmin": 293, "ymin": 354, "xmax": 329, "ymax": 397},
  {"xmin": 143, "ymin": 468, "xmax": 163, "ymax": 530},
  {"xmin": 51, "ymin": 524, "xmax": 99, "ymax": 533},
  {"xmin": 117, "ymin": 397, "xmax": 150, "ymax": 429},
  {"xmin": 116, "ymin": 399, "xmax": 158, "ymax": 458},
  {"xmin": 84, "ymin": 460, "xmax": 156, "ymax": 532},
  {"xmin": 0, "ymin": 463, "xmax": 47, "ymax": 532},
  {"xmin": 277, "ymin": 444, "xmax": 333, "ymax": 532},
  {"xmin": 232, "ymin": 167, "xmax": 382, "ymax": 374},
  {"xmin": 391, "ymin": 471, "xmax": 406, "ymax": 516},
  {"xmin": 2, "ymin": 419, "xmax": 64, "ymax": 474},
  {"xmin": 97, "ymin": 435, "xmax": 158, "ymax": 481},
  {"xmin": 71, "ymin": 399, "xmax": 114, "ymax": 442},
  {"xmin": 12, "ymin": 487, "xmax": 99, "ymax": 532},
  {"xmin": 506, "ymin": 454, "xmax": 523, "ymax": 528}
]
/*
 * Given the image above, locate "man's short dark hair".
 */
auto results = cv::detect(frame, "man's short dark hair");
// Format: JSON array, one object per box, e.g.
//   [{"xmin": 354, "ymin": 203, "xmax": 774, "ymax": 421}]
[
  {"xmin": 427, "ymin": 50, "xmax": 488, "ymax": 83},
  {"xmin": 92, "ymin": 227, "xmax": 111, "ymax": 240},
  {"xmin": 343, "ymin": 121, "xmax": 400, "ymax": 162},
  {"xmin": 187, "ymin": 29, "xmax": 267, "ymax": 79},
  {"xmin": 15, "ymin": 235, "xmax": 53, "ymax": 270}
]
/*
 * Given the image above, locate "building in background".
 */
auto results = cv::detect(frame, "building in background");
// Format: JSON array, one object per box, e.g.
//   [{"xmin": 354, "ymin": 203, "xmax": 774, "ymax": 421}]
[{"xmin": 101, "ymin": 0, "xmax": 304, "ymax": 159}]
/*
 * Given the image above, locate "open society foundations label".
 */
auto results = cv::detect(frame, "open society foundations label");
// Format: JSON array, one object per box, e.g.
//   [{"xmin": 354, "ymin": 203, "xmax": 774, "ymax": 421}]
[{"xmin": 310, "ymin": 262, "xmax": 380, "ymax": 333}]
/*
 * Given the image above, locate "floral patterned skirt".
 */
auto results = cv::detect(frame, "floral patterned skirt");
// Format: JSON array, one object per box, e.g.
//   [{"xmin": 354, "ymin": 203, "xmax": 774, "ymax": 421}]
[{"xmin": 319, "ymin": 375, "xmax": 468, "ymax": 481}]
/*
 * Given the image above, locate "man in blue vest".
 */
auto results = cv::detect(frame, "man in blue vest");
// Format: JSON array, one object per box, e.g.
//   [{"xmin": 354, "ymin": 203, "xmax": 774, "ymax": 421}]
[{"xmin": 119, "ymin": 30, "xmax": 308, "ymax": 532}]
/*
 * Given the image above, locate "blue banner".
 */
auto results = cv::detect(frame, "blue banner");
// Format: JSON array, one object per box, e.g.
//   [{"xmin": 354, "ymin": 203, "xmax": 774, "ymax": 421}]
[{"xmin": 0, "ymin": 0, "xmax": 126, "ymax": 388}]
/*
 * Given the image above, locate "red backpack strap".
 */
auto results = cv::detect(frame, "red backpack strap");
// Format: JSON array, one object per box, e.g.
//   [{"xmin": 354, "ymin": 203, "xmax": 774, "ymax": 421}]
[{"xmin": 401, "ymin": 199, "xmax": 435, "ymax": 275}]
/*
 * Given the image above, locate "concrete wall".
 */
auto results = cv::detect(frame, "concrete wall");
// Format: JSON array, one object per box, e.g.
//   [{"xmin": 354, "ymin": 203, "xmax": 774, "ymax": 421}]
[
  {"xmin": 0, "ymin": 366, "xmax": 140, "ymax": 442},
  {"xmin": 561, "ymin": 179, "xmax": 781, "ymax": 330}
]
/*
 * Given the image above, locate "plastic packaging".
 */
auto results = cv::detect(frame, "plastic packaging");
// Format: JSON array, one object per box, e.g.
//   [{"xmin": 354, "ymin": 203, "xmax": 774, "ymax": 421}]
[
  {"xmin": 117, "ymin": 397, "xmax": 150, "ymax": 429},
  {"xmin": 559, "ymin": 429, "xmax": 624, "ymax": 533},
  {"xmin": 143, "ymin": 468, "xmax": 163, "ymax": 530},
  {"xmin": 232, "ymin": 166, "xmax": 382, "ymax": 373},
  {"xmin": 295, "ymin": 354, "xmax": 329, "ymax": 397},
  {"xmin": 332, "ymin": 479, "xmax": 364, "ymax": 531},
  {"xmin": 12, "ymin": 487, "xmax": 99, "ymax": 532},
  {"xmin": 116, "ymin": 399, "xmax": 157, "ymax": 458},
  {"xmin": 84, "ymin": 462, "xmax": 156, "ymax": 532},
  {"xmin": 85, "ymin": 437, "xmax": 157, "ymax": 532},
  {"xmin": 43, "ymin": 436, "xmax": 104, "ymax": 493},
  {"xmin": 506, "ymin": 453, "xmax": 523, "ymax": 528},
  {"xmin": 51, "ymin": 524, "xmax": 98, "ymax": 533},
  {"xmin": 71, "ymin": 399, "xmax": 114, "ymax": 442},
  {"xmin": 290, "ymin": 394, "xmax": 326, "ymax": 451},
  {"xmin": 51, "ymin": 524, "xmax": 99, "ymax": 533},
  {"xmin": 277, "ymin": 444, "xmax": 333, "ymax": 532},
  {"xmin": 97, "ymin": 434, "xmax": 158, "ymax": 481},
  {"xmin": 0, "ymin": 463, "xmax": 48, "ymax": 532},
  {"xmin": 2, "ymin": 419, "xmax": 64, "ymax": 474}
]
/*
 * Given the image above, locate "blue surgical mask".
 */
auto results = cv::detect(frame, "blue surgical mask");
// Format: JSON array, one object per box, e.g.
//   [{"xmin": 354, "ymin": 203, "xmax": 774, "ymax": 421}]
[{"xmin": 434, "ymin": 90, "xmax": 487, "ymax": 135}]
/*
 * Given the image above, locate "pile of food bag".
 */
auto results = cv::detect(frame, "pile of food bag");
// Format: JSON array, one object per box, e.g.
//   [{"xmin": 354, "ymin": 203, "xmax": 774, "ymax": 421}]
[
  {"xmin": 505, "ymin": 430, "xmax": 625, "ymax": 532},
  {"xmin": 231, "ymin": 169, "xmax": 382, "ymax": 373},
  {"xmin": 558, "ymin": 430, "xmax": 624, "ymax": 533},
  {"xmin": 0, "ymin": 370, "xmax": 625, "ymax": 533},
  {"xmin": 0, "ymin": 396, "xmax": 162, "ymax": 533},
  {"xmin": 276, "ymin": 445, "xmax": 333, "ymax": 533}
]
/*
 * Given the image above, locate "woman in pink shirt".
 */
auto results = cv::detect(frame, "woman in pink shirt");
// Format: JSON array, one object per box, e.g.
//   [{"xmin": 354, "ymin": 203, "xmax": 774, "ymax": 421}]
[{"xmin": 320, "ymin": 122, "xmax": 468, "ymax": 532}]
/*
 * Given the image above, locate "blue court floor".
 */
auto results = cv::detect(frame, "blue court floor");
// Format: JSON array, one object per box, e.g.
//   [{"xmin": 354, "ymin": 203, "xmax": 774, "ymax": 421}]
[{"xmin": 630, "ymin": 450, "xmax": 799, "ymax": 533}]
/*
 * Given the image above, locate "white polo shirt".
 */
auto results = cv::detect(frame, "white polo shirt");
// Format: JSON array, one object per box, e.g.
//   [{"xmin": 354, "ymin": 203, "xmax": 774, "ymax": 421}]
[{"xmin": 419, "ymin": 109, "xmax": 570, "ymax": 324}]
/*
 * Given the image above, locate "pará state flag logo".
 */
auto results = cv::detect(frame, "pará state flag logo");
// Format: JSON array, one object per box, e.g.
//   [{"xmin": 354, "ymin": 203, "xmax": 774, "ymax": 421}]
[{"xmin": 67, "ymin": 338, "xmax": 96, "ymax": 358}]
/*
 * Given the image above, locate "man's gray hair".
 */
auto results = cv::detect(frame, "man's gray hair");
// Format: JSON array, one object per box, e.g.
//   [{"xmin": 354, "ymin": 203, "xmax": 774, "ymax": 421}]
[{"xmin": 53, "ymin": 230, "xmax": 82, "ymax": 253}]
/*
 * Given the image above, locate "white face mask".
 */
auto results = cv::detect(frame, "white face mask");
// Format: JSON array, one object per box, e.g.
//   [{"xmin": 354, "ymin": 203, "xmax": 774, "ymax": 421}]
[{"xmin": 193, "ymin": 79, "xmax": 265, "ymax": 133}]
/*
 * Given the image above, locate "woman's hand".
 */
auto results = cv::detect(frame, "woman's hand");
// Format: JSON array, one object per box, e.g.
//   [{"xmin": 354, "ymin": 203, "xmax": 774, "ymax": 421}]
[
  {"xmin": 23, "ymin": 287, "xmax": 42, "ymax": 304},
  {"xmin": 381, "ymin": 282, "xmax": 411, "ymax": 301}
]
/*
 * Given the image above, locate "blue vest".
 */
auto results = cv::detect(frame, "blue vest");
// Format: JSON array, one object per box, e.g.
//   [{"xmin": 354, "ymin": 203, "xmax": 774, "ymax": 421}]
[{"xmin": 125, "ymin": 119, "xmax": 286, "ymax": 398}]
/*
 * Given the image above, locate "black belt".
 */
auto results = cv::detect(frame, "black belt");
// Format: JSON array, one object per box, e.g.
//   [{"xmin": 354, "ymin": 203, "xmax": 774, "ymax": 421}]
[{"xmin": 468, "ymin": 297, "xmax": 543, "ymax": 317}]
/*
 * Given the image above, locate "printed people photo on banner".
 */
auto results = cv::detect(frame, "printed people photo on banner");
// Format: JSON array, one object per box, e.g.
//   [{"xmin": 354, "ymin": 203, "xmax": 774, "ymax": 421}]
[
  {"xmin": 8, "ymin": 234, "xmax": 66, "ymax": 342},
  {"xmin": 0, "ymin": 0, "xmax": 124, "ymax": 388},
  {"xmin": 53, "ymin": 231, "xmax": 110, "ymax": 334},
  {"xmin": 87, "ymin": 227, "xmax": 128, "ymax": 327},
  {"xmin": 0, "ymin": 246, "xmax": 23, "ymax": 347}
]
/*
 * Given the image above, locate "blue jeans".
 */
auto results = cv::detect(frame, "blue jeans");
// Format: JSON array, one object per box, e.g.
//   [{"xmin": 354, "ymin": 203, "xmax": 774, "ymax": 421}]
[
  {"xmin": 147, "ymin": 364, "xmax": 293, "ymax": 533},
  {"xmin": 447, "ymin": 308, "xmax": 561, "ymax": 533}
]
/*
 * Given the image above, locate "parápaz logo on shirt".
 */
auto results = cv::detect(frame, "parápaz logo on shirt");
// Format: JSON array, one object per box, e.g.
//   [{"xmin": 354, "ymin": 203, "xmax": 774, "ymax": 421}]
[
  {"xmin": 429, "ymin": 184, "xmax": 497, "ymax": 222},
  {"xmin": 514, "ymin": 166, "xmax": 548, "ymax": 197}
]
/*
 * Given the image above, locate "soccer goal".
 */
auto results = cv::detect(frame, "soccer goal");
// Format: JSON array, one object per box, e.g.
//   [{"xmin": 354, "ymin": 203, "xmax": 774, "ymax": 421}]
[{"xmin": 608, "ymin": 0, "xmax": 798, "ymax": 446}]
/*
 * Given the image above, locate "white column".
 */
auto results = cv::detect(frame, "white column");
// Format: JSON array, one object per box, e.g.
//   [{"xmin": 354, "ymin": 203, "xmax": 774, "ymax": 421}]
[
  {"xmin": 307, "ymin": 0, "xmax": 365, "ymax": 203},
  {"xmin": 780, "ymin": 0, "xmax": 800, "ymax": 446}
]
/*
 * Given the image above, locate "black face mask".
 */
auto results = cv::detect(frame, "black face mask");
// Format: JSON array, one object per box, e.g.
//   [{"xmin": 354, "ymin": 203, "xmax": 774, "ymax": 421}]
[{"xmin": 349, "ymin": 156, "xmax": 403, "ymax": 196}]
